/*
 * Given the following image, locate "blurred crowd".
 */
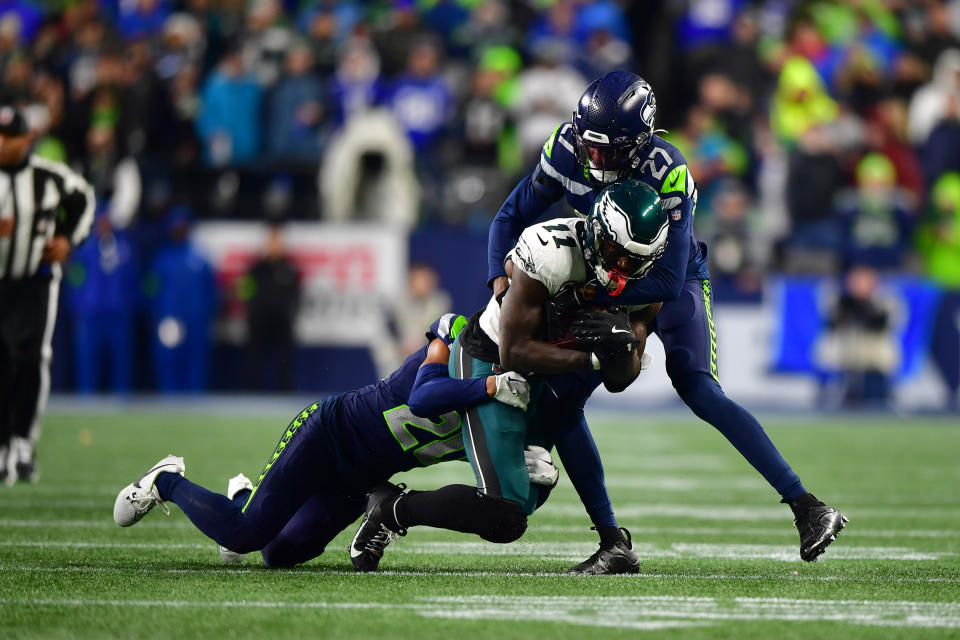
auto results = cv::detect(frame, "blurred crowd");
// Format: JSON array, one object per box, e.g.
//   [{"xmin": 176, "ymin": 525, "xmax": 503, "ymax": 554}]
[{"xmin": 2, "ymin": 0, "xmax": 958, "ymax": 401}]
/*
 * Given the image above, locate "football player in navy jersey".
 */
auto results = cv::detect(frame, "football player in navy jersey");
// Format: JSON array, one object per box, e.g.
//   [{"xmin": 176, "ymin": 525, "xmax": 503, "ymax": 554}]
[
  {"xmin": 486, "ymin": 71, "xmax": 847, "ymax": 563},
  {"xmin": 111, "ymin": 313, "xmax": 618, "ymax": 571}
]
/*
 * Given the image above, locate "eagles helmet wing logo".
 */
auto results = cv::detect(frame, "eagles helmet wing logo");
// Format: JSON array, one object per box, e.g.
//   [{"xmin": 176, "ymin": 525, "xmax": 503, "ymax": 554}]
[{"xmin": 583, "ymin": 180, "xmax": 670, "ymax": 295}]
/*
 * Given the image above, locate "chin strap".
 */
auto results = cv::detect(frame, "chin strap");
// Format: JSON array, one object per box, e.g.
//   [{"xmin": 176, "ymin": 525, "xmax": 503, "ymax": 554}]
[{"xmin": 606, "ymin": 270, "xmax": 627, "ymax": 296}]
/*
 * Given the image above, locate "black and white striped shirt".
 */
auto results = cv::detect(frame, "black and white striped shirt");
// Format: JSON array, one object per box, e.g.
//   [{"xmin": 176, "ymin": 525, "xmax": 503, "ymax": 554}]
[{"xmin": 0, "ymin": 155, "xmax": 95, "ymax": 281}]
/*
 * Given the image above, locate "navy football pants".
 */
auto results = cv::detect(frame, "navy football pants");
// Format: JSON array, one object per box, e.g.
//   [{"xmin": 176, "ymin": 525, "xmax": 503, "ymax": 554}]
[
  {"xmin": 653, "ymin": 279, "xmax": 805, "ymax": 500},
  {"xmin": 155, "ymin": 399, "xmax": 368, "ymax": 566}
]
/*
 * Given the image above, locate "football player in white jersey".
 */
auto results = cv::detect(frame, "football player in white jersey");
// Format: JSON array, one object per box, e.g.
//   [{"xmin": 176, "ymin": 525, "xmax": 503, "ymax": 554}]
[{"xmin": 350, "ymin": 179, "xmax": 667, "ymax": 574}]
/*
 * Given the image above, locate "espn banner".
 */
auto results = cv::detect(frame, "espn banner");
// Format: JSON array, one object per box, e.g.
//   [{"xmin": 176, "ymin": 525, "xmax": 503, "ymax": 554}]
[{"xmin": 192, "ymin": 222, "xmax": 406, "ymax": 346}]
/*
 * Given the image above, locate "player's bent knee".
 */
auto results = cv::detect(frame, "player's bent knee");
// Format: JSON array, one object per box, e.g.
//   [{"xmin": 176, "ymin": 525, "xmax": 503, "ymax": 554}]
[
  {"xmin": 674, "ymin": 373, "xmax": 736, "ymax": 424},
  {"xmin": 261, "ymin": 545, "xmax": 311, "ymax": 568},
  {"xmin": 261, "ymin": 533, "xmax": 329, "ymax": 568},
  {"xmin": 475, "ymin": 495, "xmax": 527, "ymax": 543},
  {"xmin": 218, "ymin": 520, "xmax": 276, "ymax": 555},
  {"xmin": 673, "ymin": 371, "xmax": 722, "ymax": 401}
]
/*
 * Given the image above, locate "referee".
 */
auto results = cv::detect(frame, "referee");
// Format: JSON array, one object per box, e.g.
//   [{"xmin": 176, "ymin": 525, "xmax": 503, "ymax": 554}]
[{"xmin": 0, "ymin": 104, "xmax": 94, "ymax": 485}]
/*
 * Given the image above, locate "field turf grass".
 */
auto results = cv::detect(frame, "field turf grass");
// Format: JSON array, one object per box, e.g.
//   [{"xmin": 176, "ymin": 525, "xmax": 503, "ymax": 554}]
[{"xmin": 1, "ymin": 406, "xmax": 958, "ymax": 639}]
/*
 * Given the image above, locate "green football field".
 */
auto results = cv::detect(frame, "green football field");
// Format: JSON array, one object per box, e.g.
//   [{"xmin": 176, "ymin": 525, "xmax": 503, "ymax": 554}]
[{"xmin": 1, "ymin": 406, "xmax": 958, "ymax": 639}]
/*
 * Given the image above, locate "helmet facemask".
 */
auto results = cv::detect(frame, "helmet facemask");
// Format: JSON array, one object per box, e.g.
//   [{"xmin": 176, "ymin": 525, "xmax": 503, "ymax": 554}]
[
  {"xmin": 572, "ymin": 117, "xmax": 649, "ymax": 184},
  {"xmin": 582, "ymin": 187, "xmax": 669, "ymax": 296}
]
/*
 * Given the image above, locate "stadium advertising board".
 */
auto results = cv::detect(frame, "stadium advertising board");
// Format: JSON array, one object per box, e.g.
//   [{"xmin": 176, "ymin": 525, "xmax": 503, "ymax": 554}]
[{"xmin": 192, "ymin": 222, "xmax": 406, "ymax": 346}]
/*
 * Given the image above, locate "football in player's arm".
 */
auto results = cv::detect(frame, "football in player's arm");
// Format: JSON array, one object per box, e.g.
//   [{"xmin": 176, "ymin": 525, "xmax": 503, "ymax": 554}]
[{"xmin": 501, "ymin": 255, "xmax": 659, "ymax": 393}]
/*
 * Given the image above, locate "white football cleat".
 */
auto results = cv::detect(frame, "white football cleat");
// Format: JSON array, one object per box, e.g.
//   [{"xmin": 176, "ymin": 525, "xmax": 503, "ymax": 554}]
[
  {"xmin": 219, "ymin": 473, "xmax": 254, "ymax": 564},
  {"xmin": 113, "ymin": 455, "xmax": 185, "ymax": 527}
]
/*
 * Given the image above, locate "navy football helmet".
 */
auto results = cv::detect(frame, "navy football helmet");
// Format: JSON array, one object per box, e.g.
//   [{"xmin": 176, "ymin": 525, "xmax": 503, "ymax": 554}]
[{"xmin": 572, "ymin": 72, "xmax": 657, "ymax": 184}]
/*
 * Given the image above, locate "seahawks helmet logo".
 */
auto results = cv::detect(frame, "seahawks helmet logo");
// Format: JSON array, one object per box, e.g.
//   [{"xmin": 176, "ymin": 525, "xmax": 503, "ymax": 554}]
[{"xmin": 638, "ymin": 84, "xmax": 656, "ymax": 134}]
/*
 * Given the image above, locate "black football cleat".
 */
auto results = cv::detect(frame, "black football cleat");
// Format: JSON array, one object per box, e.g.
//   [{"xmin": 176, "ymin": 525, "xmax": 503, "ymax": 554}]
[
  {"xmin": 15, "ymin": 455, "xmax": 38, "ymax": 484},
  {"xmin": 783, "ymin": 493, "xmax": 848, "ymax": 562},
  {"xmin": 566, "ymin": 527, "xmax": 640, "ymax": 575},
  {"xmin": 350, "ymin": 482, "xmax": 407, "ymax": 572},
  {"xmin": 0, "ymin": 446, "xmax": 10, "ymax": 486}
]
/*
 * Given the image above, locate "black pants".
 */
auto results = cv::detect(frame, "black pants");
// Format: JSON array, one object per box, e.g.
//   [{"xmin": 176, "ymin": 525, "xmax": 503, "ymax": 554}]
[{"xmin": 0, "ymin": 274, "xmax": 59, "ymax": 451}]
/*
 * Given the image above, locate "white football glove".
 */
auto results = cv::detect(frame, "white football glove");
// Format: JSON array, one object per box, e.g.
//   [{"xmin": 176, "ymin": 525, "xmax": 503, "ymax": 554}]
[
  {"xmin": 492, "ymin": 371, "xmax": 531, "ymax": 411},
  {"xmin": 524, "ymin": 445, "xmax": 559, "ymax": 487},
  {"xmin": 640, "ymin": 352, "xmax": 653, "ymax": 370}
]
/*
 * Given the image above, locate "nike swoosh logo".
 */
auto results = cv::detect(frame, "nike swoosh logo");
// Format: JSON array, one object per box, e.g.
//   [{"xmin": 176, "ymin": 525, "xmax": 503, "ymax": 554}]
[
  {"xmin": 536, "ymin": 234, "xmax": 548, "ymax": 246},
  {"xmin": 349, "ymin": 517, "xmax": 368, "ymax": 557},
  {"xmin": 666, "ymin": 172, "xmax": 683, "ymax": 192},
  {"xmin": 611, "ymin": 328, "xmax": 632, "ymax": 335},
  {"xmin": 133, "ymin": 464, "xmax": 168, "ymax": 489}
]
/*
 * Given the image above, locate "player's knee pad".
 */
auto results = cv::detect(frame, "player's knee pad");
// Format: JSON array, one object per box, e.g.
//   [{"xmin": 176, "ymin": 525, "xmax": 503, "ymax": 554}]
[{"xmin": 475, "ymin": 494, "xmax": 527, "ymax": 543}]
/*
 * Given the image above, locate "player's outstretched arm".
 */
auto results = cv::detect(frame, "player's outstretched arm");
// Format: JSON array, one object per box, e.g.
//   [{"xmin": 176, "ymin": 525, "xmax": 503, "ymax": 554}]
[
  {"xmin": 408, "ymin": 339, "xmax": 530, "ymax": 417},
  {"xmin": 488, "ymin": 171, "xmax": 563, "ymax": 294},
  {"xmin": 500, "ymin": 269, "xmax": 594, "ymax": 374}
]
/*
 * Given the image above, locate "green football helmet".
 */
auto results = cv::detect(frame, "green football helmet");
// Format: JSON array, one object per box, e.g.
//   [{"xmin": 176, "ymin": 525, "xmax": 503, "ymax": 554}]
[{"xmin": 582, "ymin": 179, "xmax": 669, "ymax": 296}]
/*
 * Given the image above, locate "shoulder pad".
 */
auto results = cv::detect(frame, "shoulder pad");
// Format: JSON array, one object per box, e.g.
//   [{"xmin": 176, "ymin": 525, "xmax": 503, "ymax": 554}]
[
  {"xmin": 542, "ymin": 122, "xmax": 574, "ymax": 161},
  {"xmin": 511, "ymin": 221, "xmax": 584, "ymax": 295}
]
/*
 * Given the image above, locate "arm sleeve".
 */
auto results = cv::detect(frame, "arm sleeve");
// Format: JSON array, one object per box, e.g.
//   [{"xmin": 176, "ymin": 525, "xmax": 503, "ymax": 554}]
[
  {"xmin": 591, "ymin": 192, "xmax": 694, "ymax": 306},
  {"xmin": 426, "ymin": 313, "xmax": 466, "ymax": 346},
  {"xmin": 52, "ymin": 164, "xmax": 96, "ymax": 246},
  {"xmin": 408, "ymin": 362, "xmax": 489, "ymax": 417},
  {"xmin": 551, "ymin": 411, "xmax": 617, "ymax": 528},
  {"xmin": 487, "ymin": 164, "xmax": 563, "ymax": 287}
]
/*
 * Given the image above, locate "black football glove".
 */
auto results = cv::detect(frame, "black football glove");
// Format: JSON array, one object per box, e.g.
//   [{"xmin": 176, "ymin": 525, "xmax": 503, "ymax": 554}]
[
  {"xmin": 544, "ymin": 281, "xmax": 606, "ymax": 344},
  {"xmin": 570, "ymin": 308, "xmax": 637, "ymax": 356},
  {"xmin": 544, "ymin": 285, "xmax": 586, "ymax": 343}
]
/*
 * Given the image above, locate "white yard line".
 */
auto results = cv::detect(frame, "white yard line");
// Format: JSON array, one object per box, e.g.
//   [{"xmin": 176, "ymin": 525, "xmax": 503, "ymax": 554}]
[
  {"xmin": 1, "ymin": 595, "xmax": 958, "ymax": 630},
  {"xmin": 392, "ymin": 541, "xmax": 954, "ymax": 562},
  {"xmin": 539, "ymin": 503, "xmax": 960, "ymax": 520},
  {"xmin": 0, "ymin": 566, "xmax": 957, "ymax": 584},
  {"xmin": 532, "ymin": 524, "xmax": 960, "ymax": 539},
  {"xmin": 0, "ymin": 518, "xmax": 197, "ymax": 529},
  {"xmin": 419, "ymin": 595, "xmax": 960, "ymax": 629},
  {"xmin": 0, "ymin": 541, "xmax": 210, "ymax": 550}
]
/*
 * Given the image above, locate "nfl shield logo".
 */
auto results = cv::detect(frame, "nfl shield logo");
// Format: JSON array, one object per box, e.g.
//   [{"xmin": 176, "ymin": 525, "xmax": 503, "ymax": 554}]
[{"xmin": 671, "ymin": 211, "xmax": 682, "ymax": 221}]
